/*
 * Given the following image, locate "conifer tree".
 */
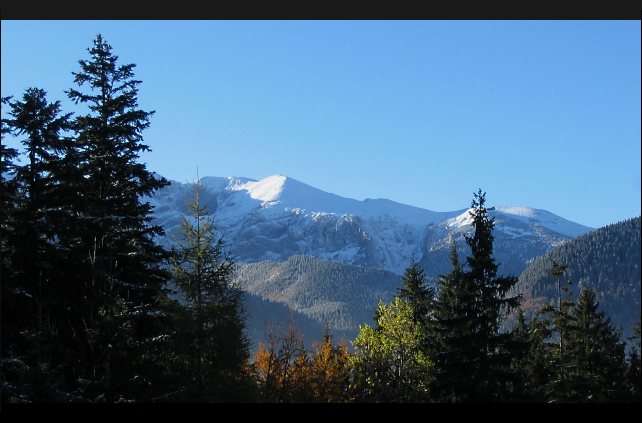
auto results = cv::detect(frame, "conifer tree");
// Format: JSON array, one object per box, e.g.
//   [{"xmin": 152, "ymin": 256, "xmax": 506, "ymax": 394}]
[
  {"xmin": 0, "ymin": 96, "xmax": 24, "ymax": 401},
  {"xmin": 525, "ymin": 316, "xmax": 556, "ymax": 401},
  {"xmin": 563, "ymin": 287, "xmax": 627, "ymax": 402},
  {"xmin": 0, "ymin": 96, "xmax": 18, "ymax": 318},
  {"xmin": 60, "ymin": 34, "xmax": 170, "ymax": 401},
  {"xmin": 6, "ymin": 87, "xmax": 72, "ymax": 313},
  {"xmin": 431, "ymin": 190, "xmax": 520, "ymax": 402},
  {"xmin": 168, "ymin": 179, "xmax": 250, "ymax": 402},
  {"xmin": 537, "ymin": 261, "xmax": 577, "ymax": 401},
  {"xmin": 1, "ymin": 89, "xmax": 73, "ymax": 401},
  {"xmin": 431, "ymin": 243, "xmax": 477, "ymax": 401},
  {"xmin": 463, "ymin": 189, "xmax": 520, "ymax": 400},
  {"xmin": 397, "ymin": 261, "xmax": 434, "ymax": 330},
  {"xmin": 507, "ymin": 309, "xmax": 549, "ymax": 401}
]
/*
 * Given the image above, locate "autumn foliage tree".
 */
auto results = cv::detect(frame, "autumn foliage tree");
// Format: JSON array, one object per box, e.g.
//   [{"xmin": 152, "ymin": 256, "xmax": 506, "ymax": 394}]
[
  {"xmin": 250, "ymin": 323, "xmax": 351, "ymax": 402},
  {"xmin": 250, "ymin": 324, "xmax": 310, "ymax": 402},
  {"xmin": 307, "ymin": 325, "xmax": 351, "ymax": 402}
]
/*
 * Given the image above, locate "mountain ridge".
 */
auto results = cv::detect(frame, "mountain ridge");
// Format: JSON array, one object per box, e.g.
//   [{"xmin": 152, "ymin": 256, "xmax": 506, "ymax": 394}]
[{"xmin": 149, "ymin": 174, "xmax": 594, "ymax": 276}]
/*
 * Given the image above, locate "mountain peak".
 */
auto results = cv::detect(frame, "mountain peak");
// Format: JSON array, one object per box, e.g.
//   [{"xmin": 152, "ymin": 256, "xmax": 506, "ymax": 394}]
[{"xmin": 228, "ymin": 174, "xmax": 288, "ymax": 203}]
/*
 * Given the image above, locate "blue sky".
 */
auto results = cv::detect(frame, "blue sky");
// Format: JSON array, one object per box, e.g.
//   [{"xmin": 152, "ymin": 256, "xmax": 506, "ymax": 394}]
[{"xmin": 2, "ymin": 20, "xmax": 640, "ymax": 229}]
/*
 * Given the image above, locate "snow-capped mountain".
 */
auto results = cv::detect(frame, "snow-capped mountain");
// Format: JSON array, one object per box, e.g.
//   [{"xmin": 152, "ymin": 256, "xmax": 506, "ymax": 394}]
[
  {"xmin": 148, "ymin": 174, "xmax": 593, "ymax": 276},
  {"xmin": 418, "ymin": 206, "xmax": 593, "ymax": 280}
]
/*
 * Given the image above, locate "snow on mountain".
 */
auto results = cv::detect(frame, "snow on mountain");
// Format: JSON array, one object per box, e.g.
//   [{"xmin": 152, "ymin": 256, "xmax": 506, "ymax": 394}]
[
  {"xmin": 495, "ymin": 206, "xmax": 591, "ymax": 237},
  {"xmin": 231, "ymin": 174, "xmax": 286, "ymax": 203},
  {"xmin": 222, "ymin": 174, "xmax": 452, "ymax": 227},
  {"xmin": 149, "ymin": 174, "xmax": 593, "ymax": 275},
  {"xmin": 446, "ymin": 206, "xmax": 592, "ymax": 238},
  {"xmin": 445, "ymin": 209, "xmax": 474, "ymax": 229}
]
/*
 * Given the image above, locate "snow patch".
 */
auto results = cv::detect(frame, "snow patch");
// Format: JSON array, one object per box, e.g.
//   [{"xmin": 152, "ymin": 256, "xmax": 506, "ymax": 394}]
[
  {"xmin": 497, "ymin": 206, "xmax": 539, "ymax": 218},
  {"xmin": 495, "ymin": 206, "xmax": 591, "ymax": 237},
  {"xmin": 229, "ymin": 174, "xmax": 286, "ymax": 203},
  {"xmin": 446, "ymin": 209, "xmax": 474, "ymax": 229}
]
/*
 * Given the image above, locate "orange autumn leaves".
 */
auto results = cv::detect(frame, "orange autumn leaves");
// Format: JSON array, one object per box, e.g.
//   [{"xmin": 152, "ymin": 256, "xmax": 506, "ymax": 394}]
[{"xmin": 249, "ymin": 324, "xmax": 351, "ymax": 402}]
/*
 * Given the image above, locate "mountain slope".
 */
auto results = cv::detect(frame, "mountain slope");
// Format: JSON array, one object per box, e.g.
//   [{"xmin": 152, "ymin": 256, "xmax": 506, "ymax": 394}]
[
  {"xmin": 515, "ymin": 216, "xmax": 641, "ymax": 337},
  {"xmin": 149, "ymin": 175, "xmax": 593, "ymax": 276},
  {"xmin": 235, "ymin": 255, "xmax": 401, "ymax": 338}
]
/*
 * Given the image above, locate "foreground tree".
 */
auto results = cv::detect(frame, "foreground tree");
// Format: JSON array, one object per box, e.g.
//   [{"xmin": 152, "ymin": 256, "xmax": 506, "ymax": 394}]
[
  {"xmin": 431, "ymin": 243, "xmax": 477, "ymax": 401},
  {"xmin": 463, "ymin": 190, "xmax": 521, "ymax": 400},
  {"xmin": 532, "ymin": 279, "xmax": 632, "ymax": 402},
  {"xmin": 350, "ymin": 297, "xmax": 432, "ymax": 402},
  {"xmin": 536, "ymin": 262, "xmax": 577, "ymax": 402},
  {"xmin": 563, "ymin": 287, "xmax": 627, "ymax": 402},
  {"xmin": 251, "ymin": 324, "xmax": 310, "ymax": 402},
  {"xmin": 507, "ymin": 309, "xmax": 550, "ymax": 401},
  {"xmin": 55, "ymin": 34, "xmax": 171, "ymax": 401},
  {"xmin": 0, "ymin": 97, "xmax": 18, "ymax": 266},
  {"xmin": 168, "ymin": 179, "xmax": 251, "ymax": 401},
  {"xmin": 307, "ymin": 325, "xmax": 351, "ymax": 402},
  {"xmin": 431, "ymin": 190, "xmax": 521, "ymax": 402},
  {"xmin": 0, "ymin": 96, "xmax": 25, "ymax": 401},
  {"xmin": 1, "ymin": 89, "xmax": 73, "ymax": 401}
]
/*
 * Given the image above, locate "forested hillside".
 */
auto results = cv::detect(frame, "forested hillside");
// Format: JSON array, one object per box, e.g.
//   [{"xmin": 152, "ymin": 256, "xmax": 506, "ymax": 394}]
[
  {"xmin": 517, "ymin": 217, "xmax": 641, "ymax": 337},
  {"xmin": 235, "ymin": 255, "xmax": 401, "ymax": 338}
]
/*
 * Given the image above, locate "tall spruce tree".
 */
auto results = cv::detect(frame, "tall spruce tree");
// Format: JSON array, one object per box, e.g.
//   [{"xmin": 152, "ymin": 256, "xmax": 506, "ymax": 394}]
[
  {"xmin": 61, "ymin": 34, "xmax": 170, "ymax": 401},
  {"xmin": 168, "ymin": 179, "xmax": 251, "ymax": 402},
  {"xmin": 6, "ymin": 87, "xmax": 72, "ymax": 314},
  {"xmin": 0, "ymin": 96, "xmax": 18, "ymax": 322},
  {"xmin": 1, "ymin": 89, "xmax": 74, "ymax": 401},
  {"xmin": 463, "ymin": 189, "xmax": 520, "ymax": 400},
  {"xmin": 431, "ymin": 191, "xmax": 520, "ymax": 402},
  {"xmin": 0, "ymin": 96, "xmax": 24, "ymax": 401},
  {"xmin": 0, "ymin": 97, "xmax": 18, "ymax": 258}
]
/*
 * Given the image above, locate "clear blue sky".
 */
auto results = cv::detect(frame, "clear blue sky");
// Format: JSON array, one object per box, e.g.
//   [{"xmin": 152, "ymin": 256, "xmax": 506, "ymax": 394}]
[{"xmin": 2, "ymin": 20, "xmax": 640, "ymax": 229}]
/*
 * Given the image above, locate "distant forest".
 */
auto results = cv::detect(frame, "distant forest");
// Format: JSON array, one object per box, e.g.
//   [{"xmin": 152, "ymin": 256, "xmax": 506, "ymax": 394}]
[
  {"xmin": 1, "ymin": 35, "xmax": 639, "ymax": 403},
  {"xmin": 517, "ymin": 217, "xmax": 640, "ymax": 338}
]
